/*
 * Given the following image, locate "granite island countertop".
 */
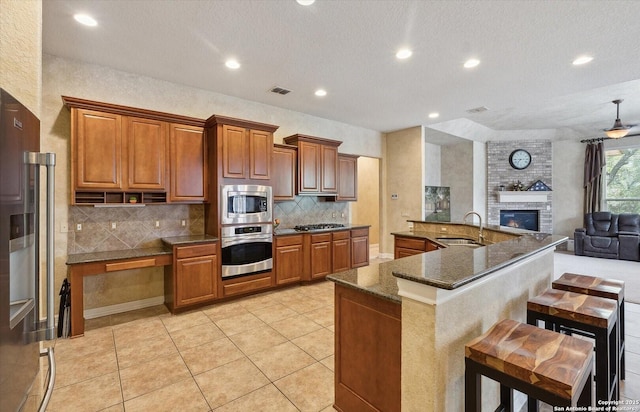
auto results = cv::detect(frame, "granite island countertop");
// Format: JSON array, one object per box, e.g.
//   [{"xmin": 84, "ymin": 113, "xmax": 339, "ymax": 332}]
[{"xmin": 328, "ymin": 231, "xmax": 567, "ymax": 301}]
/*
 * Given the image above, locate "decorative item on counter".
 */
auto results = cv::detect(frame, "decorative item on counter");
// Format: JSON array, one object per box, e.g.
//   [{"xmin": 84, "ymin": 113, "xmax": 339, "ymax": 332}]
[
  {"xmin": 129, "ymin": 196, "xmax": 137, "ymax": 204},
  {"xmin": 273, "ymin": 218, "xmax": 280, "ymax": 229},
  {"xmin": 527, "ymin": 179, "xmax": 552, "ymax": 191},
  {"xmin": 512, "ymin": 180, "xmax": 525, "ymax": 191},
  {"xmin": 498, "ymin": 185, "xmax": 506, "ymax": 191}
]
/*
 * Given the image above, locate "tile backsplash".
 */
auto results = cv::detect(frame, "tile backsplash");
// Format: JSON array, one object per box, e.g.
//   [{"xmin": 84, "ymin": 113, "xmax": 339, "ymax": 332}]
[
  {"xmin": 68, "ymin": 205, "xmax": 204, "ymax": 253},
  {"xmin": 68, "ymin": 197, "xmax": 348, "ymax": 253},
  {"xmin": 274, "ymin": 196, "xmax": 348, "ymax": 228}
]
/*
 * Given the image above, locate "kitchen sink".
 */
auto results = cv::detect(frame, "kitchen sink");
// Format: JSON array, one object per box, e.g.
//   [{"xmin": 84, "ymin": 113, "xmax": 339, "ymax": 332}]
[{"xmin": 436, "ymin": 237, "xmax": 484, "ymax": 248}]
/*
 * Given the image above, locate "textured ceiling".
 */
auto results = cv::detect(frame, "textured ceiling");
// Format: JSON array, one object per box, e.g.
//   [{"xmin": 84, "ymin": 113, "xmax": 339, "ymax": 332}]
[{"xmin": 42, "ymin": 0, "xmax": 640, "ymax": 140}]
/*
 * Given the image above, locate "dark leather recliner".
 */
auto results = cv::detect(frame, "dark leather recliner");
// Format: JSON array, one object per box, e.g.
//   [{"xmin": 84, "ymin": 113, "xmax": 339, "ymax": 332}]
[{"xmin": 574, "ymin": 212, "xmax": 640, "ymax": 261}]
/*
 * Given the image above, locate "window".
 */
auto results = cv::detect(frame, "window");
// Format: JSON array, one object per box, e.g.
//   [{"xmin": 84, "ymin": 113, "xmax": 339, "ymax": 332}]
[{"xmin": 605, "ymin": 147, "xmax": 640, "ymax": 213}]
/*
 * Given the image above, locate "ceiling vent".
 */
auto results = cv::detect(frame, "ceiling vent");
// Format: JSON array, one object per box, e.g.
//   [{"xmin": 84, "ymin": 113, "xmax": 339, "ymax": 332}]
[
  {"xmin": 466, "ymin": 106, "xmax": 489, "ymax": 114},
  {"xmin": 270, "ymin": 86, "xmax": 292, "ymax": 95}
]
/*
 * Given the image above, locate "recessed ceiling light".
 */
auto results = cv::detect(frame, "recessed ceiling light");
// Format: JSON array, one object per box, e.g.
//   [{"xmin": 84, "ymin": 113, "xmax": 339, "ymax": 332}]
[
  {"xmin": 73, "ymin": 13, "xmax": 97, "ymax": 27},
  {"xmin": 463, "ymin": 58, "xmax": 480, "ymax": 69},
  {"xmin": 296, "ymin": 0, "xmax": 315, "ymax": 5},
  {"xmin": 396, "ymin": 49, "xmax": 413, "ymax": 60},
  {"xmin": 225, "ymin": 59, "xmax": 240, "ymax": 69},
  {"xmin": 572, "ymin": 55, "xmax": 593, "ymax": 65},
  {"xmin": 428, "ymin": 112, "xmax": 440, "ymax": 119},
  {"xmin": 315, "ymin": 89, "xmax": 327, "ymax": 97}
]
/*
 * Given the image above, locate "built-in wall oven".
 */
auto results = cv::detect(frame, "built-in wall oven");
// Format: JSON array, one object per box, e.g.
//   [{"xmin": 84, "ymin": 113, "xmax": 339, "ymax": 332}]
[
  {"xmin": 221, "ymin": 223, "xmax": 273, "ymax": 278},
  {"xmin": 221, "ymin": 184, "xmax": 272, "ymax": 225}
]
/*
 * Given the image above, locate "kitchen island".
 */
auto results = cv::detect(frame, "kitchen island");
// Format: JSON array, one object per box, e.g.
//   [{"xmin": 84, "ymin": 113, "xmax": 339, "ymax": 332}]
[{"xmin": 327, "ymin": 223, "xmax": 567, "ymax": 411}]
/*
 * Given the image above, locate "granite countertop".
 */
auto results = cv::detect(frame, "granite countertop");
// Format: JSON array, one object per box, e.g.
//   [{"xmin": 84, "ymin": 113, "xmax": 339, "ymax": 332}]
[
  {"xmin": 328, "ymin": 232, "xmax": 567, "ymax": 301},
  {"xmin": 67, "ymin": 235, "xmax": 218, "ymax": 265},
  {"xmin": 66, "ymin": 247, "xmax": 172, "ymax": 265},
  {"xmin": 275, "ymin": 224, "xmax": 370, "ymax": 236},
  {"xmin": 161, "ymin": 234, "xmax": 218, "ymax": 246}
]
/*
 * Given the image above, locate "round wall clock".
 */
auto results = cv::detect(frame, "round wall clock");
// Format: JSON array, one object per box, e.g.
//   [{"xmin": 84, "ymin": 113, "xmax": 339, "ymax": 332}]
[{"xmin": 508, "ymin": 149, "xmax": 531, "ymax": 170}]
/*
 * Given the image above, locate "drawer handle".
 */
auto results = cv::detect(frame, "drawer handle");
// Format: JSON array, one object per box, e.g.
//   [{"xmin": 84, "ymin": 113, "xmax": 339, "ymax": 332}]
[{"xmin": 105, "ymin": 258, "xmax": 156, "ymax": 272}]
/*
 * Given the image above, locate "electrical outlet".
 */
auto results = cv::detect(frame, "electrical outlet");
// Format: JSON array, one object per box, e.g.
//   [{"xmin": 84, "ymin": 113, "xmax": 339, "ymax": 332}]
[
  {"xmin": 332, "ymin": 212, "xmax": 336, "ymax": 218},
  {"xmin": 155, "ymin": 220, "xmax": 160, "ymax": 228},
  {"xmin": 76, "ymin": 223, "xmax": 82, "ymax": 231},
  {"xmin": 181, "ymin": 220, "xmax": 186, "ymax": 227},
  {"xmin": 440, "ymin": 227, "xmax": 447, "ymax": 232},
  {"xmin": 341, "ymin": 213, "xmax": 345, "ymax": 218},
  {"xmin": 111, "ymin": 222, "xmax": 117, "ymax": 230}
]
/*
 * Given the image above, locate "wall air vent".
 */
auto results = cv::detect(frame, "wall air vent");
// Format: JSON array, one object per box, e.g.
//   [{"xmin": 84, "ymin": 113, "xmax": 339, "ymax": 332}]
[
  {"xmin": 466, "ymin": 106, "xmax": 489, "ymax": 114},
  {"xmin": 270, "ymin": 86, "xmax": 292, "ymax": 95}
]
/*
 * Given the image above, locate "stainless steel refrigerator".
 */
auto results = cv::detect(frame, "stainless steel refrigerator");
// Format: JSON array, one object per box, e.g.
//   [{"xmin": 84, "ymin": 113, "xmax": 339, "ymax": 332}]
[{"xmin": 1, "ymin": 88, "xmax": 56, "ymax": 411}]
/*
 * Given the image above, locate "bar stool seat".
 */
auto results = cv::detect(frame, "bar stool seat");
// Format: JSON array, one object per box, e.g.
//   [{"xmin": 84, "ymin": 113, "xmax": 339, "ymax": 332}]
[
  {"xmin": 552, "ymin": 272, "xmax": 626, "ymax": 380},
  {"xmin": 527, "ymin": 288, "xmax": 619, "ymax": 404},
  {"xmin": 465, "ymin": 319, "xmax": 594, "ymax": 411}
]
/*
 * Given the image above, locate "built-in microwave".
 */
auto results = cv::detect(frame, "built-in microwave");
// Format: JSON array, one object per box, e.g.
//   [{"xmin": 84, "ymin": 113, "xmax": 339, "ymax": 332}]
[{"xmin": 221, "ymin": 184, "xmax": 272, "ymax": 225}]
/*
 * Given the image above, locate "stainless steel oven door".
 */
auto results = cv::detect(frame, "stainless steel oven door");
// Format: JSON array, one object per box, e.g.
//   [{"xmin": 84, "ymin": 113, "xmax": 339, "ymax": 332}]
[{"xmin": 221, "ymin": 232, "xmax": 273, "ymax": 278}]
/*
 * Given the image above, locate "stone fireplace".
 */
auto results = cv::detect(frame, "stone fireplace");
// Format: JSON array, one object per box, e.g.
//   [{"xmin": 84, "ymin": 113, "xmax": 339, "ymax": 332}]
[{"xmin": 487, "ymin": 140, "xmax": 553, "ymax": 233}]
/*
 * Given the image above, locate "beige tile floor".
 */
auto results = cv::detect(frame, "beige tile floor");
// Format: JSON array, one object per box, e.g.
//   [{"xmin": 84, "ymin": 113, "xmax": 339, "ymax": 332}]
[{"xmin": 46, "ymin": 280, "xmax": 337, "ymax": 412}]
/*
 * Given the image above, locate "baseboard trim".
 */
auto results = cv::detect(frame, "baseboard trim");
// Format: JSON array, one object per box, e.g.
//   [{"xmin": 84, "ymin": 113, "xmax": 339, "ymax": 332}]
[
  {"xmin": 84, "ymin": 296, "xmax": 165, "ymax": 319},
  {"xmin": 379, "ymin": 252, "xmax": 394, "ymax": 260}
]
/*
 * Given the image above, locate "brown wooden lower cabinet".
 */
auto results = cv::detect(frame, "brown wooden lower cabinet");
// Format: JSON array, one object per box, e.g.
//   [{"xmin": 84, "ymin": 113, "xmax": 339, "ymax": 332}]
[
  {"xmin": 394, "ymin": 235, "xmax": 441, "ymax": 259},
  {"xmin": 310, "ymin": 233, "xmax": 332, "ymax": 279},
  {"xmin": 332, "ymin": 230, "xmax": 351, "ymax": 273},
  {"xmin": 275, "ymin": 234, "xmax": 304, "ymax": 285},
  {"xmin": 350, "ymin": 228, "xmax": 369, "ymax": 268},
  {"xmin": 334, "ymin": 284, "xmax": 401, "ymax": 412},
  {"xmin": 164, "ymin": 242, "xmax": 217, "ymax": 312}
]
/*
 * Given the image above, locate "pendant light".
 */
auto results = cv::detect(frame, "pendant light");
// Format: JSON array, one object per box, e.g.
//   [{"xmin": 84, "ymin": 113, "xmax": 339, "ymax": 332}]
[{"xmin": 605, "ymin": 99, "xmax": 631, "ymax": 139}]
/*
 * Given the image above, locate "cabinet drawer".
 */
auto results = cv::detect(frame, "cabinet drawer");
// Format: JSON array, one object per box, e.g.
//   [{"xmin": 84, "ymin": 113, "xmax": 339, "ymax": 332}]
[
  {"xmin": 105, "ymin": 258, "xmax": 157, "ymax": 272},
  {"xmin": 351, "ymin": 228, "xmax": 369, "ymax": 238},
  {"xmin": 223, "ymin": 275, "xmax": 272, "ymax": 297},
  {"xmin": 311, "ymin": 233, "xmax": 332, "ymax": 243},
  {"xmin": 395, "ymin": 237, "xmax": 426, "ymax": 251},
  {"xmin": 276, "ymin": 235, "xmax": 304, "ymax": 247},
  {"xmin": 332, "ymin": 230, "xmax": 350, "ymax": 240},
  {"xmin": 175, "ymin": 243, "xmax": 217, "ymax": 259}
]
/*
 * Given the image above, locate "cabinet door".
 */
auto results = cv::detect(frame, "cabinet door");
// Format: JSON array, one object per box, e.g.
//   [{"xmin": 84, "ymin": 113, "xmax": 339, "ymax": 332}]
[
  {"xmin": 169, "ymin": 124, "xmax": 206, "ymax": 202},
  {"xmin": 298, "ymin": 141, "xmax": 321, "ymax": 193},
  {"xmin": 75, "ymin": 109, "xmax": 122, "ymax": 189},
  {"xmin": 273, "ymin": 145, "xmax": 296, "ymax": 201},
  {"xmin": 222, "ymin": 125, "xmax": 247, "ymax": 178},
  {"xmin": 351, "ymin": 236, "xmax": 369, "ymax": 268},
  {"xmin": 176, "ymin": 254, "xmax": 217, "ymax": 307},
  {"xmin": 125, "ymin": 117, "xmax": 167, "ymax": 190},
  {"xmin": 249, "ymin": 129, "xmax": 272, "ymax": 180},
  {"xmin": 311, "ymin": 241, "xmax": 332, "ymax": 279},
  {"xmin": 275, "ymin": 244, "xmax": 304, "ymax": 285},
  {"xmin": 321, "ymin": 144, "xmax": 338, "ymax": 193},
  {"xmin": 337, "ymin": 155, "xmax": 358, "ymax": 201},
  {"xmin": 332, "ymin": 237, "xmax": 351, "ymax": 273}
]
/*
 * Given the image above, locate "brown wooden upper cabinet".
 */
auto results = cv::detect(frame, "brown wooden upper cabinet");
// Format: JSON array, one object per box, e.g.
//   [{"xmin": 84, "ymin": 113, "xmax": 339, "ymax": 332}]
[
  {"xmin": 169, "ymin": 124, "xmax": 207, "ymax": 203},
  {"xmin": 283, "ymin": 134, "xmax": 342, "ymax": 195},
  {"xmin": 63, "ymin": 96, "xmax": 206, "ymax": 205},
  {"xmin": 272, "ymin": 144, "xmax": 297, "ymax": 201},
  {"xmin": 205, "ymin": 115, "xmax": 278, "ymax": 183},
  {"xmin": 337, "ymin": 154, "xmax": 359, "ymax": 201}
]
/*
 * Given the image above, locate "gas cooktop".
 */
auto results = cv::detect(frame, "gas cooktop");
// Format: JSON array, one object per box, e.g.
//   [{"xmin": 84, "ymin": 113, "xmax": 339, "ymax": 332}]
[{"xmin": 294, "ymin": 223, "xmax": 345, "ymax": 232}]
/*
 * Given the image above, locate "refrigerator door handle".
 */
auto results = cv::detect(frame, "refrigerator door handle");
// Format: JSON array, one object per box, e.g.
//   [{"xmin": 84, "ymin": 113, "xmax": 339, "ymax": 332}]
[
  {"xmin": 38, "ymin": 347, "xmax": 56, "ymax": 412},
  {"xmin": 27, "ymin": 152, "xmax": 56, "ymax": 340}
]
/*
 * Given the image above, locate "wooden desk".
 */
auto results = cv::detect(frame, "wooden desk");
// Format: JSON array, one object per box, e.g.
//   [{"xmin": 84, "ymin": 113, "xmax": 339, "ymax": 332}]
[{"xmin": 67, "ymin": 248, "xmax": 172, "ymax": 337}]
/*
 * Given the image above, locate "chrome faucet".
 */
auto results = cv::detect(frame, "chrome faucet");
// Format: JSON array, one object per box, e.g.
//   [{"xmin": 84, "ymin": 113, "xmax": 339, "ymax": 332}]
[{"xmin": 463, "ymin": 211, "xmax": 484, "ymax": 243}]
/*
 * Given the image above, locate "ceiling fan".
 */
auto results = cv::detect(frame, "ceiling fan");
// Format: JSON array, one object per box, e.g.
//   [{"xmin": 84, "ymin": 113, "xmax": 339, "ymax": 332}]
[
  {"xmin": 581, "ymin": 99, "xmax": 639, "ymax": 142},
  {"xmin": 603, "ymin": 99, "xmax": 638, "ymax": 139}
]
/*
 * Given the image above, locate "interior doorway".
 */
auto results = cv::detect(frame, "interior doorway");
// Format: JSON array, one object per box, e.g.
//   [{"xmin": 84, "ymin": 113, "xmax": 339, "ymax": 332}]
[{"xmin": 351, "ymin": 156, "xmax": 381, "ymax": 258}]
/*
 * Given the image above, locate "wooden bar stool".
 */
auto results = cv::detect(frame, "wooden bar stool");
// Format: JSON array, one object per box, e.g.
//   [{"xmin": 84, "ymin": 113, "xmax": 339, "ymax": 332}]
[
  {"xmin": 465, "ymin": 319, "xmax": 594, "ymax": 411},
  {"xmin": 527, "ymin": 289, "xmax": 619, "ymax": 404},
  {"xmin": 552, "ymin": 272, "xmax": 626, "ymax": 380}
]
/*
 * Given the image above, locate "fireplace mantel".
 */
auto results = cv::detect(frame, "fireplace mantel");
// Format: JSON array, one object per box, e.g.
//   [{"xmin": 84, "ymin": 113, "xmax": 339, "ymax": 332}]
[{"xmin": 497, "ymin": 191, "xmax": 550, "ymax": 203}]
